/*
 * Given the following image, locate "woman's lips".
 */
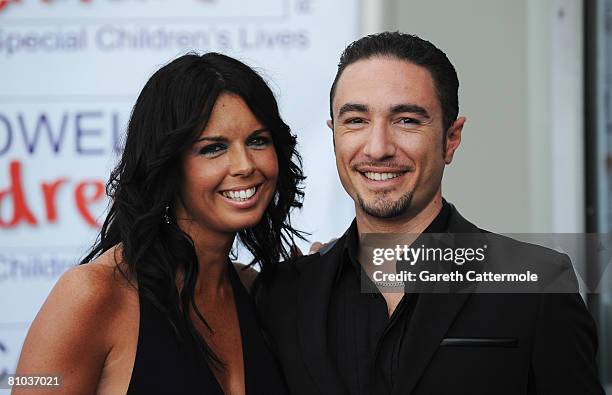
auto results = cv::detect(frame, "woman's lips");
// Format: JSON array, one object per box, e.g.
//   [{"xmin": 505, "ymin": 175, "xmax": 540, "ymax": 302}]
[{"xmin": 218, "ymin": 184, "xmax": 263, "ymax": 209}]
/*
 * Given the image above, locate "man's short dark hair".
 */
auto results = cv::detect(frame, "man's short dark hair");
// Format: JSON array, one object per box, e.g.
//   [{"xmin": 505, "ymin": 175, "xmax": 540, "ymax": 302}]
[{"xmin": 329, "ymin": 31, "xmax": 459, "ymax": 132}]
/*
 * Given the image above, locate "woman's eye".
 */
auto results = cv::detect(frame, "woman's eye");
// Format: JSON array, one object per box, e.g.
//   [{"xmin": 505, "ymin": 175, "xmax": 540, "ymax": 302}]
[
  {"xmin": 199, "ymin": 143, "xmax": 226, "ymax": 156},
  {"xmin": 248, "ymin": 136, "xmax": 272, "ymax": 147}
]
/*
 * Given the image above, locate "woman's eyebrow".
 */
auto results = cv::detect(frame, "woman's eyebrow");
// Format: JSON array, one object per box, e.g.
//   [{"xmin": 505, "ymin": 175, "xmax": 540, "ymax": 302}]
[
  {"xmin": 195, "ymin": 128, "xmax": 269, "ymax": 143},
  {"xmin": 195, "ymin": 135, "xmax": 227, "ymax": 143},
  {"xmin": 247, "ymin": 128, "xmax": 270, "ymax": 138}
]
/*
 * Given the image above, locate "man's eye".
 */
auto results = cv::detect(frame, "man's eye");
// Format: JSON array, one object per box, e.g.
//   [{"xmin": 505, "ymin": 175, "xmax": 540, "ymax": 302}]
[
  {"xmin": 199, "ymin": 143, "xmax": 226, "ymax": 156},
  {"xmin": 346, "ymin": 118, "xmax": 365, "ymax": 124},
  {"xmin": 248, "ymin": 136, "xmax": 272, "ymax": 147},
  {"xmin": 398, "ymin": 117, "xmax": 420, "ymax": 125}
]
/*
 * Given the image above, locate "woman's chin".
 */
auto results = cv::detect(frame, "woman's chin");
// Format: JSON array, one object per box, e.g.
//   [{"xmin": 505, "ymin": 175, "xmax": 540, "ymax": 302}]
[{"xmin": 222, "ymin": 213, "xmax": 267, "ymax": 233}]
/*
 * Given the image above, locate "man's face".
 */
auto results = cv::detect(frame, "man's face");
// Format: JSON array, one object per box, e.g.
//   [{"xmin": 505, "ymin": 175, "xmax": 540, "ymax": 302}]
[{"xmin": 329, "ymin": 56, "xmax": 463, "ymax": 221}]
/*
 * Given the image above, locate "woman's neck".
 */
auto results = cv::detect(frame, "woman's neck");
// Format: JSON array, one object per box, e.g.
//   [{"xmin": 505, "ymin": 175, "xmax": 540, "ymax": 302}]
[{"xmin": 177, "ymin": 219, "xmax": 236, "ymax": 296}]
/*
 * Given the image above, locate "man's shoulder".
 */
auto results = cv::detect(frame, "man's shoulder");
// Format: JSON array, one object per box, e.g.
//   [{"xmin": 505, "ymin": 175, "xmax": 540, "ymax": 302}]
[
  {"xmin": 254, "ymin": 235, "xmax": 347, "ymax": 307},
  {"xmin": 262, "ymin": 237, "xmax": 344, "ymax": 281},
  {"xmin": 452, "ymin": 208, "xmax": 576, "ymax": 294},
  {"xmin": 253, "ymin": 254, "xmax": 318, "ymax": 322},
  {"xmin": 481, "ymin": 231, "xmax": 566, "ymax": 259},
  {"xmin": 450, "ymin": 203, "xmax": 569, "ymax": 263}
]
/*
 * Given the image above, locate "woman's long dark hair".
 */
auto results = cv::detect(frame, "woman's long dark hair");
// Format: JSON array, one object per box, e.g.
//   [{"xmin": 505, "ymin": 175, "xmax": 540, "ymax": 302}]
[{"xmin": 81, "ymin": 52, "xmax": 305, "ymax": 366}]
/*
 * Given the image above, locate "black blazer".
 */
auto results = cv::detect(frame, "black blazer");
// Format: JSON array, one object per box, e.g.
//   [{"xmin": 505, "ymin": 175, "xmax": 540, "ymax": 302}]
[{"xmin": 255, "ymin": 204, "xmax": 604, "ymax": 395}]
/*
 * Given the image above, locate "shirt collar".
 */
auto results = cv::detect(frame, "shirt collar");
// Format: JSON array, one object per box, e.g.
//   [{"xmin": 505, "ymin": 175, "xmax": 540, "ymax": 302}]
[{"xmin": 340, "ymin": 199, "xmax": 451, "ymax": 278}]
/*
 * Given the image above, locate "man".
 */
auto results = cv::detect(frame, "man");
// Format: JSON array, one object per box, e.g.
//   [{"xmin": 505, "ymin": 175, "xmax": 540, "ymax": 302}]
[{"xmin": 255, "ymin": 32, "xmax": 604, "ymax": 394}]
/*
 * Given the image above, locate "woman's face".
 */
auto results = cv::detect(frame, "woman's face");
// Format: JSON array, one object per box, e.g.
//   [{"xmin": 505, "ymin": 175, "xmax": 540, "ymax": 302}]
[{"xmin": 175, "ymin": 93, "xmax": 279, "ymax": 236}]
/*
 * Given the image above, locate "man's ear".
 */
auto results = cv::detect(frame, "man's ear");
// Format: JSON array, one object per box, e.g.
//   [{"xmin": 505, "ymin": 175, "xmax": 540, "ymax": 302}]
[
  {"xmin": 444, "ymin": 116, "xmax": 465, "ymax": 164},
  {"xmin": 327, "ymin": 119, "xmax": 335, "ymax": 152}
]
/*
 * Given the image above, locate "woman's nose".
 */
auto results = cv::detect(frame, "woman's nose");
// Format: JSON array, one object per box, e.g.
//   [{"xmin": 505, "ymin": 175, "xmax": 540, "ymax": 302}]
[{"xmin": 229, "ymin": 146, "xmax": 255, "ymax": 177}]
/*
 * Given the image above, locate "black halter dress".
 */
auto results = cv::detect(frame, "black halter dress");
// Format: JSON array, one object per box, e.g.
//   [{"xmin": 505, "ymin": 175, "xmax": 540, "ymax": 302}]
[{"xmin": 126, "ymin": 262, "xmax": 288, "ymax": 394}]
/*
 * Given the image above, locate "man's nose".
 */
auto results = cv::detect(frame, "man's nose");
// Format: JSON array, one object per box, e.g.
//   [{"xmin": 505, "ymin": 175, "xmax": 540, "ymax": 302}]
[
  {"xmin": 363, "ymin": 122, "xmax": 396, "ymax": 160},
  {"xmin": 229, "ymin": 146, "xmax": 255, "ymax": 177}
]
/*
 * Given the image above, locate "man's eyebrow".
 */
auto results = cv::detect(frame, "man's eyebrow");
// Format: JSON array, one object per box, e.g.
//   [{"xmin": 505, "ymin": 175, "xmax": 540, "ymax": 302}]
[
  {"xmin": 338, "ymin": 103, "xmax": 369, "ymax": 117},
  {"xmin": 390, "ymin": 104, "xmax": 430, "ymax": 118},
  {"xmin": 194, "ymin": 128, "xmax": 269, "ymax": 143}
]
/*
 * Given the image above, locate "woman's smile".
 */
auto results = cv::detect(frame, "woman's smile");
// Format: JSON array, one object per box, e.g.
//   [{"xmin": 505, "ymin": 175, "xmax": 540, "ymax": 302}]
[{"xmin": 218, "ymin": 183, "xmax": 264, "ymax": 209}]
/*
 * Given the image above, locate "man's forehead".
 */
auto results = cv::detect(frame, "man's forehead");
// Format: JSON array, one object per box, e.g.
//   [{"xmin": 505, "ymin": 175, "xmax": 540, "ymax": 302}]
[{"xmin": 332, "ymin": 56, "xmax": 439, "ymax": 114}]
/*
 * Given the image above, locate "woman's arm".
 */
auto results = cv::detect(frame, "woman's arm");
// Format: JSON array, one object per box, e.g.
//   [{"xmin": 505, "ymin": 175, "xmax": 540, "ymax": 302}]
[{"xmin": 13, "ymin": 264, "xmax": 119, "ymax": 395}]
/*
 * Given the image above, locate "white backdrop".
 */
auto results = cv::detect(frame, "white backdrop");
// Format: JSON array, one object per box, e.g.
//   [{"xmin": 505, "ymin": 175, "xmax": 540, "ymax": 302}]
[{"xmin": 0, "ymin": 0, "xmax": 357, "ymax": 381}]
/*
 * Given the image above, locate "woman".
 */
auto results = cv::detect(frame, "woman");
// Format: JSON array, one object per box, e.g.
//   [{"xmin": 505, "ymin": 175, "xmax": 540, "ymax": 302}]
[{"xmin": 14, "ymin": 53, "xmax": 304, "ymax": 394}]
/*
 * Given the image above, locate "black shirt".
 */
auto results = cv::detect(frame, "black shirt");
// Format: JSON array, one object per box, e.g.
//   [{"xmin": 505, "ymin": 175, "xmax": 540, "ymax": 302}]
[{"xmin": 327, "ymin": 201, "xmax": 451, "ymax": 395}]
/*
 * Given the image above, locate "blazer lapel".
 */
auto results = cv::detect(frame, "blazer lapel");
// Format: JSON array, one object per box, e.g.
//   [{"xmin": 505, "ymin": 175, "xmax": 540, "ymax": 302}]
[
  {"xmin": 392, "ymin": 204, "xmax": 480, "ymax": 394},
  {"xmin": 392, "ymin": 292, "xmax": 471, "ymax": 394},
  {"xmin": 297, "ymin": 238, "xmax": 349, "ymax": 395}
]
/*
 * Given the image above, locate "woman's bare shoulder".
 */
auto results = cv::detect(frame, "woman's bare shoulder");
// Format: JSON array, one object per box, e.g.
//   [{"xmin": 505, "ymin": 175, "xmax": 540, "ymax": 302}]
[
  {"xmin": 14, "ymin": 245, "xmax": 137, "ymax": 393},
  {"xmin": 54, "ymin": 246, "xmax": 129, "ymax": 303},
  {"xmin": 54, "ymin": 245, "xmax": 135, "ymax": 305},
  {"xmin": 31, "ymin": 244, "xmax": 135, "ymax": 342},
  {"xmin": 88, "ymin": 244, "xmax": 135, "ymax": 287}
]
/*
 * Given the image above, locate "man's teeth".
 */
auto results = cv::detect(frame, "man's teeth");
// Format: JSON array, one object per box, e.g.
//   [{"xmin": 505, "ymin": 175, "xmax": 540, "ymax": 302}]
[
  {"xmin": 222, "ymin": 187, "xmax": 257, "ymax": 201},
  {"xmin": 364, "ymin": 172, "xmax": 402, "ymax": 181}
]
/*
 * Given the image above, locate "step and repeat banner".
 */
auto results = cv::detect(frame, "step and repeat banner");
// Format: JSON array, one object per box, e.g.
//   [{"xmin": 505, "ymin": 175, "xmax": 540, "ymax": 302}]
[{"xmin": 0, "ymin": 0, "xmax": 357, "ymax": 379}]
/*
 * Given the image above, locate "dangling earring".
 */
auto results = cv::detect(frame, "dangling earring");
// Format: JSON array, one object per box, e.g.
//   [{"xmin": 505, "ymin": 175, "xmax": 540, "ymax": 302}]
[{"xmin": 164, "ymin": 204, "xmax": 171, "ymax": 224}]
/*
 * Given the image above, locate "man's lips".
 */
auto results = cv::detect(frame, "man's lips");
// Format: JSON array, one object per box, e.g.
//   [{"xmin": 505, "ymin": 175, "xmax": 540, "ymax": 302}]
[
  {"xmin": 353, "ymin": 166, "xmax": 410, "ymax": 182},
  {"xmin": 361, "ymin": 171, "xmax": 404, "ymax": 181}
]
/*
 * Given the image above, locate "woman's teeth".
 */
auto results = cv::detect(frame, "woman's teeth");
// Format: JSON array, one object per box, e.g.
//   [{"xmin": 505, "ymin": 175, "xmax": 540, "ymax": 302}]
[
  {"xmin": 364, "ymin": 172, "xmax": 402, "ymax": 181},
  {"xmin": 222, "ymin": 187, "xmax": 257, "ymax": 201}
]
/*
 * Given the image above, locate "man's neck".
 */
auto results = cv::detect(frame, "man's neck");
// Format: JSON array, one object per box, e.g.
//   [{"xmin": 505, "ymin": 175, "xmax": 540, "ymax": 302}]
[
  {"xmin": 355, "ymin": 194, "xmax": 444, "ymax": 235},
  {"xmin": 355, "ymin": 195, "xmax": 445, "ymax": 317}
]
